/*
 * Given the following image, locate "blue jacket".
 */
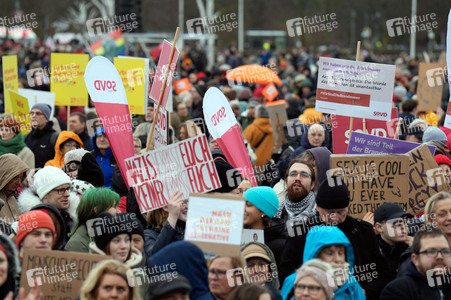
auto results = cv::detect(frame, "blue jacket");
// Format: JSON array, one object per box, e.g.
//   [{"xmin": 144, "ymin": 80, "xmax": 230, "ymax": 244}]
[
  {"xmin": 90, "ymin": 128, "xmax": 116, "ymax": 187},
  {"xmin": 281, "ymin": 226, "xmax": 366, "ymax": 300},
  {"xmin": 149, "ymin": 241, "xmax": 214, "ymax": 300}
]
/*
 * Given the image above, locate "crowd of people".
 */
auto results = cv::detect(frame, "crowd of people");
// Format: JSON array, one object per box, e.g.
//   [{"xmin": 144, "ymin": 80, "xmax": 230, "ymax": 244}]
[{"xmin": 0, "ymin": 36, "xmax": 451, "ymax": 300}]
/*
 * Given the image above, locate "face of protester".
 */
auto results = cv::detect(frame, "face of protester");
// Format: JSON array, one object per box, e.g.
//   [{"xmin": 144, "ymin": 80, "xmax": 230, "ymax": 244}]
[
  {"xmin": 30, "ymin": 108, "xmax": 48, "ymax": 130},
  {"xmin": 238, "ymin": 179, "xmax": 252, "ymax": 194},
  {"xmin": 294, "ymin": 276, "xmax": 327, "ymax": 300},
  {"xmin": 412, "ymin": 235, "xmax": 451, "ymax": 276},
  {"xmin": 20, "ymin": 228, "xmax": 54, "ymax": 257},
  {"xmin": 68, "ymin": 115, "xmax": 85, "ymax": 134},
  {"xmin": 244, "ymin": 201, "xmax": 264, "ymax": 229},
  {"xmin": 3, "ymin": 173, "xmax": 23, "ymax": 194},
  {"xmin": 0, "ymin": 126, "xmax": 16, "ymax": 141},
  {"xmin": 108, "ymin": 234, "xmax": 131, "ymax": 262},
  {"xmin": 61, "ymin": 140, "xmax": 80, "ymax": 155},
  {"xmin": 307, "ymin": 127, "xmax": 325, "ymax": 147},
  {"xmin": 439, "ymin": 164, "xmax": 451, "ymax": 184},
  {"xmin": 177, "ymin": 103, "xmax": 189, "ymax": 118},
  {"xmin": 96, "ymin": 133, "xmax": 110, "ymax": 151},
  {"xmin": 180, "ymin": 126, "xmax": 187, "ymax": 141},
  {"xmin": 378, "ymin": 218, "xmax": 409, "ymax": 244},
  {"xmin": 133, "ymin": 140, "xmax": 142, "ymax": 156},
  {"xmin": 0, "ymin": 250, "xmax": 7, "ymax": 287},
  {"xmin": 405, "ymin": 134, "xmax": 421, "ymax": 143},
  {"xmin": 286, "ymin": 163, "xmax": 314, "ymax": 202},
  {"xmin": 208, "ymin": 257, "xmax": 235, "ymax": 300},
  {"xmin": 95, "ymin": 273, "xmax": 130, "ymax": 300},
  {"xmin": 105, "ymin": 205, "xmax": 120, "ymax": 216},
  {"xmin": 191, "ymin": 86, "xmax": 202, "ymax": 104},
  {"xmin": 132, "ymin": 234, "xmax": 144, "ymax": 252},
  {"xmin": 431, "ymin": 198, "xmax": 451, "ymax": 238},
  {"xmin": 247, "ymin": 257, "xmax": 270, "ymax": 285},
  {"xmin": 179, "ymin": 200, "xmax": 189, "ymax": 222},
  {"xmin": 316, "ymin": 206, "xmax": 349, "ymax": 225},
  {"xmin": 146, "ymin": 106, "xmax": 155, "ymax": 122},
  {"xmin": 318, "ymin": 245, "xmax": 346, "ymax": 265},
  {"xmin": 231, "ymin": 104, "xmax": 240, "ymax": 118},
  {"xmin": 42, "ymin": 184, "xmax": 71, "ymax": 210},
  {"xmin": 209, "ymin": 138, "xmax": 220, "ymax": 151}
]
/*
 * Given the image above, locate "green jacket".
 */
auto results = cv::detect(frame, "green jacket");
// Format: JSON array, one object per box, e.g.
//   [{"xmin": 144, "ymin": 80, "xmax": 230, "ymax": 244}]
[{"xmin": 64, "ymin": 224, "xmax": 91, "ymax": 253}]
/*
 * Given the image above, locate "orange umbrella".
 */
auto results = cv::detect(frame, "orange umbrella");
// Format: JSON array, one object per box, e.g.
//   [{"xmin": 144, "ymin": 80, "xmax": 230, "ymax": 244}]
[{"xmin": 226, "ymin": 64, "xmax": 282, "ymax": 86}]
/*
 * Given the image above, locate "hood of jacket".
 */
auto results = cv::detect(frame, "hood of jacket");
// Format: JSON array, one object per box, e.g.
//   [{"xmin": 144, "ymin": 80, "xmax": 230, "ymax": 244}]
[
  {"xmin": 252, "ymin": 118, "xmax": 273, "ymax": 134},
  {"xmin": 308, "ymin": 147, "xmax": 332, "ymax": 184},
  {"xmin": 0, "ymin": 232, "xmax": 20, "ymax": 298},
  {"xmin": 149, "ymin": 241, "xmax": 213, "ymax": 300},
  {"xmin": 17, "ymin": 186, "xmax": 79, "ymax": 228},
  {"xmin": 89, "ymin": 242, "xmax": 143, "ymax": 269},
  {"xmin": 30, "ymin": 202, "xmax": 68, "ymax": 250},
  {"xmin": 0, "ymin": 153, "xmax": 29, "ymax": 191},
  {"xmin": 46, "ymin": 131, "xmax": 83, "ymax": 168},
  {"xmin": 241, "ymin": 241, "xmax": 280, "ymax": 289}
]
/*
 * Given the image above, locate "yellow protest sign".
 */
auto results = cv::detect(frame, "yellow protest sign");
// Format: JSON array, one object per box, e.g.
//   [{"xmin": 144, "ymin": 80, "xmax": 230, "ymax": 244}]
[
  {"xmin": 9, "ymin": 90, "xmax": 31, "ymax": 135},
  {"xmin": 50, "ymin": 53, "xmax": 89, "ymax": 106},
  {"xmin": 2, "ymin": 55, "xmax": 19, "ymax": 113},
  {"xmin": 114, "ymin": 57, "xmax": 148, "ymax": 114}
]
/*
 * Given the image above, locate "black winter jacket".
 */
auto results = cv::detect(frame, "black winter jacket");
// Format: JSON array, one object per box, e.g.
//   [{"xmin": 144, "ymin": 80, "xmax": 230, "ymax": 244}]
[{"xmin": 24, "ymin": 121, "xmax": 57, "ymax": 168}]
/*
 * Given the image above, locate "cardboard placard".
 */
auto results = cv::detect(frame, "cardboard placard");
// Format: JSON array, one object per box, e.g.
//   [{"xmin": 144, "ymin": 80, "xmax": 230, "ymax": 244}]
[
  {"xmin": 417, "ymin": 62, "xmax": 445, "ymax": 111},
  {"xmin": 267, "ymin": 100, "xmax": 288, "ymax": 153},
  {"xmin": 185, "ymin": 193, "xmax": 245, "ymax": 258},
  {"xmin": 315, "ymin": 57, "xmax": 395, "ymax": 121},
  {"xmin": 407, "ymin": 144, "xmax": 449, "ymax": 215},
  {"xmin": 18, "ymin": 88, "xmax": 56, "ymax": 118},
  {"xmin": 51, "ymin": 53, "xmax": 89, "ymax": 106},
  {"xmin": 262, "ymin": 82, "xmax": 279, "ymax": 101},
  {"xmin": 125, "ymin": 134, "xmax": 221, "ymax": 213},
  {"xmin": 20, "ymin": 249, "xmax": 108, "ymax": 300},
  {"xmin": 114, "ymin": 56, "xmax": 149, "ymax": 115},
  {"xmin": 347, "ymin": 132, "xmax": 436, "ymax": 156},
  {"xmin": 150, "ymin": 40, "xmax": 180, "ymax": 108},
  {"xmin": 9, "ymin": 90, "xmax": 32, "ymax": 135},
  {"xmin": 329, "ymin": 154, "xmax": 410, "ymax": 219},
  {"xmin": 331, "ymin": 108, "xmax": 398, "ymax": 154},
  {"xmin": 2, "ymin": 55, "xmax": 18, "ymax": 113}
]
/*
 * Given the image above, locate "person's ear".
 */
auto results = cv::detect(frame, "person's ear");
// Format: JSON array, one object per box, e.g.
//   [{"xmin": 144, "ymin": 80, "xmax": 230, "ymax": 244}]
[
  {"xmin": 374, "ymin": 222, "xmax": 384, "ymax": 235},
  {"xmin": 310, "ymin": 180, "xmax": 315, "ymax": 191},
  {"xmin": 94, "ymin": 207, "xmax": 97, "ymax": 214},
  {"xmin": 162, "ymin": 206, "xmax": 169, "ymax": 212},
  {"xmin": 411, "ymin": 253, "xmax": 420, "ymax": 269}
]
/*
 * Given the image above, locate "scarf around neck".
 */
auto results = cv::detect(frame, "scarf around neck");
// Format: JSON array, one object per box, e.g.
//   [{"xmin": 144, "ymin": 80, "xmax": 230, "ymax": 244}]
[
  {"xmin": 275, "ymin": 191, "xmax": 316, "ymax": 220},
  {"xmin": 0, "ymin": 132, "xmax": 26, "ymax": 155}
]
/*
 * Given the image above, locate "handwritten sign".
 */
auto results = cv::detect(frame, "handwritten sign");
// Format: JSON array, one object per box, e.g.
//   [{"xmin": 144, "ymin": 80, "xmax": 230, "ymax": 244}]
[
  {"xmin": 9, "ymin": 90, "xmax": 31, "ymax": 135},
  {"xmin": 125, "ymin": 134, "xmax": 221, "ymax": 213},
  {"xmin": 315, "ymin": 57, "xmax": 395, "ymax": 121},
  {"xmin": 185, "ymin": 193, "xmax": 245, "ymax": 257},
  {"xmin": 153, "ymin": 103, "xmax": 168, "ymax": 149},
  {"xmin": 329, "ymin": 154, "xmax": 410, "ymax": 219},
  {"xmin": 2, "ymin": 55, "xmax": 18, "ymax": 113},
  {"xmin": 347, "ymin": 132, "xmax": 435, "ymax": 156},
  {"xmin": 20, "ymin": 249, "xmax": 108, "ymax": 300},
  {"xmin": 267, "ymin": 100, "xmax": 288, "ymax": 153},
  {"xmin": 407, "ymin": 145, "xmax": 449, "ymax": 215},
  {"xmin": 416, "ymin": 62, "xmax": 445, "ymax": 111},
  {"xmin": 331, "ymin": 108, "xmax": 398, "ymax": 154},
  {"xmin": 51, "ymin": 53, "xmax": 89, "ymax": 106}
]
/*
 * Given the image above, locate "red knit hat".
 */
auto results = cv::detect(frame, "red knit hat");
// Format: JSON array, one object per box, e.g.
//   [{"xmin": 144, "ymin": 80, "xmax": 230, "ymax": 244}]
[
  {"xmin": 16, "ymin": 210, "xmax": 55, "ymax": 249},
  {"xmin": 434, "ymin": 154, "xmax": 451, "ymax": 168}
]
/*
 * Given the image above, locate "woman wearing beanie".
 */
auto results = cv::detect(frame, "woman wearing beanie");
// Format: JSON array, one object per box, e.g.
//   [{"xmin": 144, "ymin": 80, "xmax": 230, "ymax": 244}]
[
  {"xmin": 45, "ymin": 130, "xmax": 83, "ymax": 169},
  {"xmin": 0, "ymin": 117, "xmax": 35, "ymax": 168},
  {"xmin": 291, "ymin": 259, "xmax": 337, "ymax": 300},
  {"xmin": 281, "ymin": 226, "xmax": 365, "ymax": 300},
  {"xmin": 243, "ymin": 186, "xmax": 287, "ymax": 269},
  {"xmin": 144, "ymin": 190, "xmax": 187, "ymax": 257},
  {"xmin": 65, "ymin": 188, "xmax": 120, "ymax": 253}
]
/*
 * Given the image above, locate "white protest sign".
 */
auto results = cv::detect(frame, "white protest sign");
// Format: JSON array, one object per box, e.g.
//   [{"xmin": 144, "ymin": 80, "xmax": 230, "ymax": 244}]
[
  {"xmin": 153, "ymin": 103, "xmax": 168, "ymax": 149},
  {"xmin": 125, "ymin": 134, "xmax": 222, "ymax": 213},
  {"xmin": 241, "ymin": 229, "xmax": 265, "ymax": 247},
  {"xmin": 18, "ymin": 88, "xmax": 55, "ymax": 118},
  {"xmin": 315, "ymin": 57, "xmax": 395, "ymax": 121},
  {"xmin": 203, "ymin": 87, "xmax": 237, "ymax": 139}
]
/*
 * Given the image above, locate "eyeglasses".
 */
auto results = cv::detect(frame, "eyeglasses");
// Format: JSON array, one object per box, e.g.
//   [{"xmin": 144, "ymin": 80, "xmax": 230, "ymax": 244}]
[
  {"xmin": 289, "ymin": 171, "xmax": 311, "ymax": 179},
  {"xmin": 54, "ymin": 187, "xmax": 70, "ymax": 195},
  {"xmin": 417, "ymin": 248, "xmax": 451, "ymax": 258},
  {"xmin": 30, "ymin": 111, "xmax": 44, "ymax": 116},
  {"xmin": 208, "ymin": 269, "xmax": 227, "ymax": 279},
  {"xmin": 295, "ymin": 284, "xmax": 322, "ymax": 294},
  {"xmin": 63, "ymin": 142, "xmax": 79, "ymax": 149}
]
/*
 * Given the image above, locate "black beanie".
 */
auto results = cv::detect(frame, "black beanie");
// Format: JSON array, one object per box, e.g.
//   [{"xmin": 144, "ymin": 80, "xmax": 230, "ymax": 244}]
[
  {"xmin": 194, "ymin": 84, "xmax": 207, "ymax": 98},
  {"xmin": 123, "ymin": 213, "xmax": 144, "ymax": 238},
  {"xmin": 210, "ymin": 150, "xmax": 242, "ymax": 193},
  {"xmin": 315, "ymin": 177, "xmax": 350, "ymax": 209},
  {"xmin": 93, "ymin": 213, "xmax": 134, "ymax": 251},
  {"xmin": 77, "ymin": 152, "xmax": 105, "ymax": 187}
]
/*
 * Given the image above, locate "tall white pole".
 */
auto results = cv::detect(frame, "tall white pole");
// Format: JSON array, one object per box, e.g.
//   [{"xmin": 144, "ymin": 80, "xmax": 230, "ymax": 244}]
[
  {"xmin": 178, "ymin": 0, "xmax": 184, "ymax": 51},
  {"xmin": 238, "ymin": 0, "xmax": 244, "ymax": 52},
  {"xmin": 410, "ymin": 0, "xmax": 417, "ymax": 58}
]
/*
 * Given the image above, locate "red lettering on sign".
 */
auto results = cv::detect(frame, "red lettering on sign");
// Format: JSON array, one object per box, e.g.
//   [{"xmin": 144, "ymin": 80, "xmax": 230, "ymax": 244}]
[{"xmin": 94, "ymin": 80, "xmax": 117, "ymax": 92}]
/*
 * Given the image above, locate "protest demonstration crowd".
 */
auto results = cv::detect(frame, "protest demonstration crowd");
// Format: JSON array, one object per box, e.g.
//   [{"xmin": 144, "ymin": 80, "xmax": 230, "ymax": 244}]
[{"xmin": 1, "ymin": 2, "xmax": 451, "ymax": 300}]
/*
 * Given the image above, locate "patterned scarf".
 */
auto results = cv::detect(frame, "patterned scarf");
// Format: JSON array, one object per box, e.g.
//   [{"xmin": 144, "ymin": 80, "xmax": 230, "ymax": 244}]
[{"xmin": 275, "ymin": 191, "xmax": 316, "ymax": 220}]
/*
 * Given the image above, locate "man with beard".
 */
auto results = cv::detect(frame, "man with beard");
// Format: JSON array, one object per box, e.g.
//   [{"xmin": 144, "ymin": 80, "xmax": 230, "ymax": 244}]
[
  {"xmin": 279, "ymin": 177, "xmax": 391, "ymax": 300},
  {"xmin": 381, "ymin": 226, "xmax": 451, "ymax": 299},
  {"xmin": 273, "ymin": 158, "xmax": 316, "ymax": 222}
]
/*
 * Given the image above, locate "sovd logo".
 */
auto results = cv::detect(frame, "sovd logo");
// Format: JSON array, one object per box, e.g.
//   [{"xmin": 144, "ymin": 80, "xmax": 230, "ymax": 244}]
[
  {"xmin": 94, "ymin": 80, "xmax": 117, "ymax": 92},
  {"xmin": 211, "ymin": 106, "xmax": 227, "ymax": 126}
]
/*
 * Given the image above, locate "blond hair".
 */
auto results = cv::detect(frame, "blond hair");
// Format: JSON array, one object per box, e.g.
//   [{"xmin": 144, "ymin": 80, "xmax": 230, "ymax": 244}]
[
  {"xmin": 424, "ymin": 192, "xmax": 451, "ymax": 224},
  {"xmin": 80, "ymin": 259, "xmax": 141, "ymax": 300}
]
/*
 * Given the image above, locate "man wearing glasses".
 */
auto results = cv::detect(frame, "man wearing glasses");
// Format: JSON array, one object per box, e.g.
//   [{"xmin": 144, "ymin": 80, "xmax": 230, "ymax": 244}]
[
  {"xmin": 24, "ymin": 104, "xmax": 59, "ymax": 168},
  {"xmin": 381, "ymin": 226, "xmax": 451, "ymax": 299}
]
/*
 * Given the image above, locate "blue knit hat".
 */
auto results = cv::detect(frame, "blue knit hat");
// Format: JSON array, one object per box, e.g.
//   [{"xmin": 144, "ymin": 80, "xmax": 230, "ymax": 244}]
[{"xmin": 244, "ymin": 186, "xmax": 279, "ymax": 218}]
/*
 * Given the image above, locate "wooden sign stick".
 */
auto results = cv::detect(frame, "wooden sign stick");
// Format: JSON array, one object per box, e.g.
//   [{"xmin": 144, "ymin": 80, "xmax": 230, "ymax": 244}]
[{"xmin": 394, "ymin": 117, "xmax": 403, "ymax": 139}]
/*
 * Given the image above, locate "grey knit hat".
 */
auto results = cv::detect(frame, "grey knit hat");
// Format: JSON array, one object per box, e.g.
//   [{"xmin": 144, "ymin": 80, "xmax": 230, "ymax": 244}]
[
  {"xmin": 423, "ymin": 127, "xmax": 447, "ymax": 143},
  {"xmin": 295, "ymin": 259, "xmax": 337, "ymax": 300}
]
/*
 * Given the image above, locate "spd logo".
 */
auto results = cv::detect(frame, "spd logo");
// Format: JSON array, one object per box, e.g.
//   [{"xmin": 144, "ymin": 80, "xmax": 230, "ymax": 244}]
[{"xmin": 94, "ymin": 80, "xmax": 117, "ymax": 92}]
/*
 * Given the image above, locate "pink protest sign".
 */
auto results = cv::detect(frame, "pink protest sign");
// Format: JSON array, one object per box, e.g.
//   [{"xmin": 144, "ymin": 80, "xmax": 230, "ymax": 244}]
[{"xmin": 149, "ymin": 40, "xmax": 180, "ymax": 108}]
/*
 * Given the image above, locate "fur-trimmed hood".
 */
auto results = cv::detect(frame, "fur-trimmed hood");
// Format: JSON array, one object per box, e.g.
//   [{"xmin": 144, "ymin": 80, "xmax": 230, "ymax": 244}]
[
  {"xmin": 17, "ymin": 186, "xmax": 79, "ymax": 232},
  {"xmin": 89, "ymin": 242, "xmax": 143, "ymax": 269}
]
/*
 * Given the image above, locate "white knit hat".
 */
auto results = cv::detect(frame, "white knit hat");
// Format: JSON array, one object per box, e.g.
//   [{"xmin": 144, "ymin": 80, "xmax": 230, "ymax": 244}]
[{"xmin": 33, "ymin": 166, "xmax": 71, "ymax": 199}]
